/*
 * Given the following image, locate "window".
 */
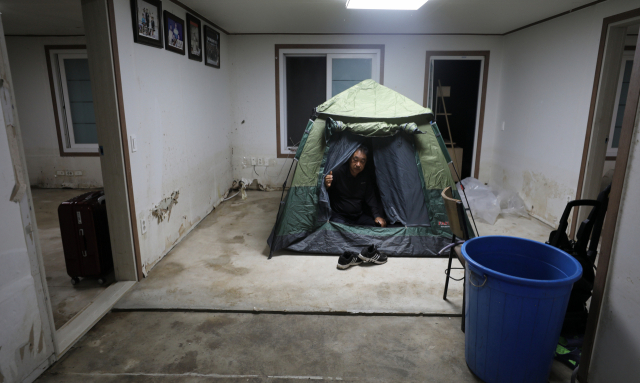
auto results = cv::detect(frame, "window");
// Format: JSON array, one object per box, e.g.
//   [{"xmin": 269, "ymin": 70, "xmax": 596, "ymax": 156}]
[
  {"xmin": 47, "ymin": 47, "xmax": 99, "ymax": 155},
  {"xmin": 607, "ymin": 52, "xmax": 634, "ymax": 158},
  {"xmin": 276, "ymin": 45, "xmax": 383, "ymax": 157}
]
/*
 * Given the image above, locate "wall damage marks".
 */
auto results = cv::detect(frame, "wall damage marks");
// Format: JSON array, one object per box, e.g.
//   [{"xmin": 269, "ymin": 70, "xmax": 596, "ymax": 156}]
[
  {"xmin": 522, "ymin": 170, "xmax": 574, "ymax": 227},
  {"xmin": 151, "ymin": 191, "xmax": 179, "ymax": 223}
]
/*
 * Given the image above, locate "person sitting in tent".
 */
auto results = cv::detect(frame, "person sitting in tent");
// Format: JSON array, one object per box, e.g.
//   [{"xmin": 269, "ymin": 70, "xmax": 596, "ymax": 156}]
[{"xmin": 324, "ymin": 145, "xmax": 387, "ymax": 227}]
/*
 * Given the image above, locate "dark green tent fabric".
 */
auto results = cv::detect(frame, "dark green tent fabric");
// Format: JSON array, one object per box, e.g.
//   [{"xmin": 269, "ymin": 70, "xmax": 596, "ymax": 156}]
[{"xmin": 268, "ymin": 80, "xmax": 464, "ymax": 257}]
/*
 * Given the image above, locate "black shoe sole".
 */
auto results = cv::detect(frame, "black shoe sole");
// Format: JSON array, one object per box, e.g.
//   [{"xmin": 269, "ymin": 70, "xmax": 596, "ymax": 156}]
[{"xmin": 337, "ymin": 261, "xmax": 362, "ymax": 270}]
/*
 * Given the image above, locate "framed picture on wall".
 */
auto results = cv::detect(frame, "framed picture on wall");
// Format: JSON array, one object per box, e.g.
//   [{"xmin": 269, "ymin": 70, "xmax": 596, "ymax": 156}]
[
  {"xmin": 186, "ymin": 14, "xmax": 202, "ymax": 61},
  {"xmin": 204, "ymin": 25, "xmax": 220, "ymax": 68},
  {"xmin": 163, "ymin": 11, "xmax": 185, "ymax": 55},
  {"xmin": 130, "ymin": 0, "xmax": 163, "ymax": 48}
]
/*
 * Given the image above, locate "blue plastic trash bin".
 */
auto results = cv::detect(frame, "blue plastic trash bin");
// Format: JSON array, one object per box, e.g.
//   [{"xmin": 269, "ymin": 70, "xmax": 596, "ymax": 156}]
[{"xmin": 461, "ymin": 236, "xmax": 582, "ymax": 383}]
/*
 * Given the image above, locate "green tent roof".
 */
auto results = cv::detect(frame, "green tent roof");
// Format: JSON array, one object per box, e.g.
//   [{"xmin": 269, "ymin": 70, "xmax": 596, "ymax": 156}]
[{"xmin": 317, "ymin": 79, "xmax": 433, "ymax": 119}]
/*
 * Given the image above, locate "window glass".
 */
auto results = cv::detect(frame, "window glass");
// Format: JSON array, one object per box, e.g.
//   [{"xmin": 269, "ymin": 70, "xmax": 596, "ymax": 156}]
[
  {"xmin": 64, "ymin": 58, "xmax": 98, "ymax": 144},
  {"xmin": 331, "ymin": 58, "xmax": 372, "ymax": 97}
]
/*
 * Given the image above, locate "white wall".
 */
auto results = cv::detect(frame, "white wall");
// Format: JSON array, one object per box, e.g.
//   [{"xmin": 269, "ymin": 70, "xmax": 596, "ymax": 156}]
[
  {"xmin": 228, "ymin": 34, "xmax": 505, "ymax": 188},
  {"xmin": 112, "ymin": 0, "xmax": 233, "ymax": 272},
  {"xmin": 0, "ymin": 48, "xmax": 53, "ymax": 383},
  {"xmin": 492, "ymin": 0, "xmax": 640, "ymax": 227},
  {"xmin": 6, "ymin": 36, "xmax": 104, "ymax": 189},
  {"xmin": 589, "ymin": 102, "xmax": 640, "ymax": 382}
]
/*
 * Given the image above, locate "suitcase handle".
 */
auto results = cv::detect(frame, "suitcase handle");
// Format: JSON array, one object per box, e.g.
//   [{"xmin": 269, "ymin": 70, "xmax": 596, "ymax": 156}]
[{"xmin": 79, "ymin": 229, "xmax": 88, "ymax": 257}]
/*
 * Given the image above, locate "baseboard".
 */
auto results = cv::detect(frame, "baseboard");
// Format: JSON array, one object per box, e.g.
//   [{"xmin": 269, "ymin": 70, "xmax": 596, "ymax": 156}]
[
  {"xmin": 54, "ymin": 281, "xmax": 136, "ymax": 357},
  {"xmin": 21, "ymin": 357, "xmax": 51, "ymax": 383}
]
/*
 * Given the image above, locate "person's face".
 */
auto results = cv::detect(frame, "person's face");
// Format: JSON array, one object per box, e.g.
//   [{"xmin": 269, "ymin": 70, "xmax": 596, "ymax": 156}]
[{"xmin": 349, "ymin": 149, "xmax": 367, "ymax": 176}]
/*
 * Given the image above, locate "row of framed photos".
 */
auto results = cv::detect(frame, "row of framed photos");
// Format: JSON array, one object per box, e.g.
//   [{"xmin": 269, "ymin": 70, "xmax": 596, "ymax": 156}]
[{"xmin": 130, "ymin": 0, "xmax": 220, "ymax": 68}]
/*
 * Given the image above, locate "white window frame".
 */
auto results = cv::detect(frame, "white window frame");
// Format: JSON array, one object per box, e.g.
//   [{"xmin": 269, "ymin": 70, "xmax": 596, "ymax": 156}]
[
  {"xmin": 49, "ymin": 49, "xmax": 99, "ymax": 154},
  {"xmin": 606, "ymin": 51, "xmax": 634, "ymax": 157},
  {"xmin": 278, "ymin": 48, "xmax": 382, "ymax": 156},
  {"xmin": 427, "ymin": 55, "xmax": 485, "ymax": 178}
]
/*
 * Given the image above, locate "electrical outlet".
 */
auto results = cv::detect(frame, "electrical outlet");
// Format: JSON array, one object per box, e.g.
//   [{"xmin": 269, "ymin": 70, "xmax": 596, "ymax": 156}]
[
  {"xmin": 263, "ymin": 157, "xmax": 270, "ymax": 167},
  {"xmin": 74, "ymin": 170, "xmax": 83, "ymax": 176},
  {"xmin": 257, "ymin": 157, "xmax": 264, "ymax": 166},
  {"xmin": 140, "ymin": 218, "xmax": 147, "ymax": 234},
  {"xmin": 56, "ymin": 170, "xmax": 65, "ymax": 176},
  {"xmin": 251, "ymin": 157, "xmax": 257, "ymax": 166},
  {"xmin": 65, "ymin": 171, "xmax": 73, "ymax": 176}
]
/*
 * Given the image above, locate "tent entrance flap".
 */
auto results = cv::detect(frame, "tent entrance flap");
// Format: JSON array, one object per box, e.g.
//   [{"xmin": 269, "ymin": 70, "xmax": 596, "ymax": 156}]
[
  {"xmin": 317, "ymin": 131, "xmax": 365, "ymax": 222},
  {"xmin": 317, "ymin": 130, "xmax": 431, "ymax": 227},
  {"xmin": 373, "ymin": 134, "xmax": 431, "ymax": 226}
]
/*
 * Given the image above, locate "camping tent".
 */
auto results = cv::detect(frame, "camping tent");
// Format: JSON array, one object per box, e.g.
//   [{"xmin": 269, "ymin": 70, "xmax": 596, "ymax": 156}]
[{"xmin": 268, "ymin": 79, "xmax": 463, "ymax": 257}]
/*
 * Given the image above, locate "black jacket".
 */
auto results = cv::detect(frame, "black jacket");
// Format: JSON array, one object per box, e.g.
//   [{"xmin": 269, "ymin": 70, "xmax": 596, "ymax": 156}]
[{"xmin": 328, "ymin": 163, "xmax": 381, "ymax": 220}]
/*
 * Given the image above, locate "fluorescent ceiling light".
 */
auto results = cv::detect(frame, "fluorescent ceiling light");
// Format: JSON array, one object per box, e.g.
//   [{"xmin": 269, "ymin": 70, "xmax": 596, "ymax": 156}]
[{"xmin": 346, "ymin": 0, "xmax": 429, "ymax": 10}]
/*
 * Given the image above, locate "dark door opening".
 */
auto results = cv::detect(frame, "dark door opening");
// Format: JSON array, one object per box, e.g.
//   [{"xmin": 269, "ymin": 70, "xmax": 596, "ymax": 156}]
[{"xmin": 431, "ymin": 60, "xmax": 482, "ymax": 180}]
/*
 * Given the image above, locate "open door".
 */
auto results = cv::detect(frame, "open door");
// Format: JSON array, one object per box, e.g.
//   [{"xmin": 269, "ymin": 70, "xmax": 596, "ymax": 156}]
[{"xmin": 424, "ymin": 51, "xmax": 490, "ymax": 181}]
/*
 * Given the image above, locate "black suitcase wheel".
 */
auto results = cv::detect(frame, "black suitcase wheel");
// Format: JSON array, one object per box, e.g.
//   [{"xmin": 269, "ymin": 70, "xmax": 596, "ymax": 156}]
[{"xmin": 71, "ymin": 277, "xmax": 80, "ymax": 285}]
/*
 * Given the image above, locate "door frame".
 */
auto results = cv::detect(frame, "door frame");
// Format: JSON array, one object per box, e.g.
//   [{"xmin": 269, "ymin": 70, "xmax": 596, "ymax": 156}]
[
  {"xmin": 423, "ymin": 51, "xmax": 490, "ymax": 179},
  {"xmin": 576, "ymin": 7, "xmax": 640, "ymax": 382}
]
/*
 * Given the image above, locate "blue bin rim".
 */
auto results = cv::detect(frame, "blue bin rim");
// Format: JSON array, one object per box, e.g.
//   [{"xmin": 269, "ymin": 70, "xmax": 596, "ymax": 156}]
[{"xmin": 461, "ymin": 236, "xmax": 583, "ymax": 287}]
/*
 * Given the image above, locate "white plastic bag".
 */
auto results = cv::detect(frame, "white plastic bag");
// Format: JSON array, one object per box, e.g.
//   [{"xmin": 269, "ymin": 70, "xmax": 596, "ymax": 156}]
[
  {"xmin": 457, "ymin": 177, "xmax": 501, "ymax": 225},
  {"xmin": 456, "ymin": 177, "xmax": 529, "ymax": 224},
  {"xmin": 492, "ymin": 185, "xmax": 528, "ymax": 217}
]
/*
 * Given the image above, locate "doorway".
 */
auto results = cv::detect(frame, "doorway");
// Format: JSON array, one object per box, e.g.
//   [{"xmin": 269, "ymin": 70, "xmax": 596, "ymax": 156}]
[{"xmin": 424, "ymin": 51, "xmax": 489, "ymax": 180}]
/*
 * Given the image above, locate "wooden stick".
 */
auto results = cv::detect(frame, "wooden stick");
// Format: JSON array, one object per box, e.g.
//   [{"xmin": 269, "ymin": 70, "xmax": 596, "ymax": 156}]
[{"xmin": 438, "ymin": 80, "xmax": 461, "ymax": 175}]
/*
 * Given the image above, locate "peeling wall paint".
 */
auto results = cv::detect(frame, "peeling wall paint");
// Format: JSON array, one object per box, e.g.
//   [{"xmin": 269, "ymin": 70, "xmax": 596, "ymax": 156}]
[
  {"xmin": 151, "ymin": 191, "xmax": 179, "ymax": 223},
  {"xmin": 6, "ymin": 36, "xmax": 104, "ymax": 189},
  {"xmin": 521, "ymin": 170, "xmax": 574, "ymax": 226},
  {"xmin": 489, "ymin": 0, "xmax": 639, "ymax": 228},
  {"xmin": 112, "ymin": 0, "xmax": 234, "ymax": 272}
]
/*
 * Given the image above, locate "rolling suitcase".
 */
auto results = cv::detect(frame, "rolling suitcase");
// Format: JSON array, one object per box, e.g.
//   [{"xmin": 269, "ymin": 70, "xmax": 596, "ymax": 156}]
[{"xmin": 58, "ymin": 190, "xmax": 113, "ymax": 285}]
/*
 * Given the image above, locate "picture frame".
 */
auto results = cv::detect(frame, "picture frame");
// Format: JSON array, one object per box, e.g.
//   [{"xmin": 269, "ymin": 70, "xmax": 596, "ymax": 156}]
[
  {"xmin": 131, "ymin": 0, "xmax": 163, "ymax": 48},
  {"xmin": 163, "ymin": 11, "xmax": 185, "ymax": 55},
  {"xmin": 186, "ymin": 13, "xmax": 202, "ymax": 62},
  {"xmin": 203, "ymin": 25, "xmax": 220, "ymax": 68}
]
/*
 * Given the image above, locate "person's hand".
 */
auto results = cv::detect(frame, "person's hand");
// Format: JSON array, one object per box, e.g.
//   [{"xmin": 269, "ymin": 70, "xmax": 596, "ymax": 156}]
[
  {"xmin": 325, "ymin": 171, "xmax": 333, "ymax": 188},
  {"xmin": 375, "ymin": 217, "xmax": 387, "ymax": 227}
]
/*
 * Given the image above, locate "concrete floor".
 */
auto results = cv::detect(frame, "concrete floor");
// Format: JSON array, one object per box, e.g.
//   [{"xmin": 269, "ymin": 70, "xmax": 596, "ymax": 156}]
[
  {"xmin": 36, "ymin": 311, "xmax": 572, "ymax": 382},
  {"xmin": 35, "ymin": 190, "xmax": 573, "ymax": 382},
  {"xmin": 32, "ymin": 187, "xmax": 113, "ymax": 329},
  {"xmin": 116, "ymin": 191, "xmax": 553, "ymax": 315},
  {"xmin": 116, "ymin": 191, "xmax": 464, "ymax": 314}
]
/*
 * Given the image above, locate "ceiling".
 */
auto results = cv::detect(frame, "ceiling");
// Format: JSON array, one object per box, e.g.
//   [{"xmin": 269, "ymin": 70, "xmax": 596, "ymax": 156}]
[
  {"xmin": 0, "ymin": 0, "xmax": 85, "ymax": 35},
  {"xmin": 0, "ymin": 0, "xmax": 605, "ymax": 36}
]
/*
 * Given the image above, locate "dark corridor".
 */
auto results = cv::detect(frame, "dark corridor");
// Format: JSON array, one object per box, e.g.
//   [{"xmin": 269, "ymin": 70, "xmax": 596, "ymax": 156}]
[{"xmin": 431, "ymin": 60, "xmax": 481, "ymax": 180}]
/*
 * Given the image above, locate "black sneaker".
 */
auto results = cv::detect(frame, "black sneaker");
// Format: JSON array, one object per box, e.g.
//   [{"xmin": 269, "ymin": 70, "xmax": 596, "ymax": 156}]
[
  {"xmin": 358, "ymin": 244, "xmax": 388, "ymax": 264},
  {"xmin": 337, "ymin": 251, "xmax": 363, "ymax": 270}
]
